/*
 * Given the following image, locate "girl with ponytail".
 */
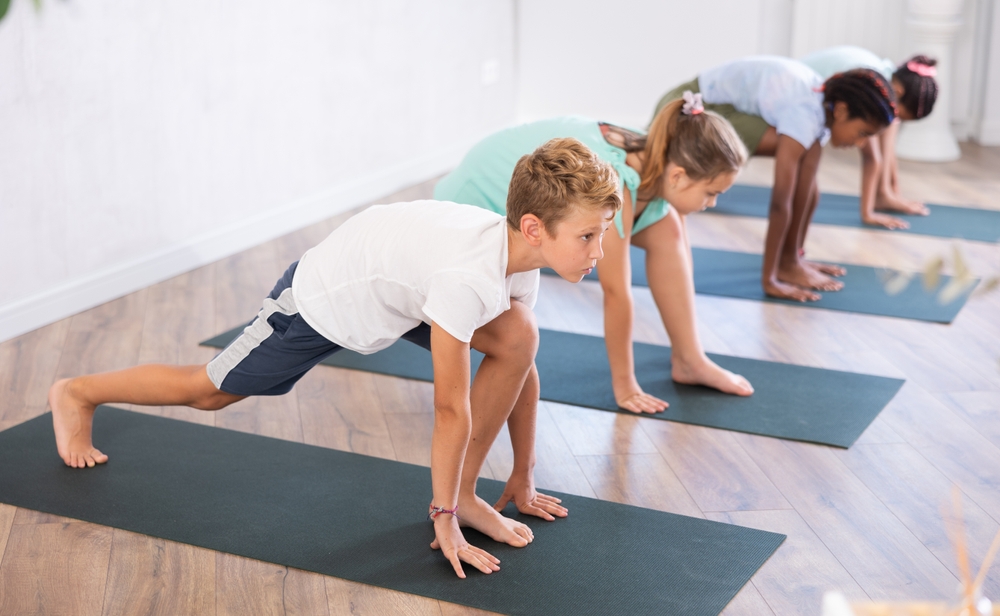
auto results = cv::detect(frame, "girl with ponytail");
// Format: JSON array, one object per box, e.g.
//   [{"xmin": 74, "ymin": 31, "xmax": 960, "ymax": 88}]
[
  {"xmin": 655, "ymin": 56, "xmax": 898, "ymax": 302},
  {"xmin": 801, "ymin": 46, "xmax": 939, "ymax": 228},
  {"xmin": 435, "ymin": 102, "xmax": 753, "ymax": 414}
]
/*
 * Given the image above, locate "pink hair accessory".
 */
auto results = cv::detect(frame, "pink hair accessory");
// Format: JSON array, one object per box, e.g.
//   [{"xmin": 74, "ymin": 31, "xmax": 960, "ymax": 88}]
[
  {"xmin": 681, "ymin": 90, "xmax": 704, "ymax": 115},
  {"xmin": 906, "ymin": 60, "xmax": 937, "ymax": 78}
]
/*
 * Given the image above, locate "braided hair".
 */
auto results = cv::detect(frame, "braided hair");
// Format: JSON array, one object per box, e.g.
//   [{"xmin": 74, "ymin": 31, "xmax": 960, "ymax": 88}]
[
  {"xmin": 823, "ymin": 68, "xmax": 897, "ymax": 128},
  {"xmin": 892, "ymin": 55, "xmax": 939, "ymax": 119}
]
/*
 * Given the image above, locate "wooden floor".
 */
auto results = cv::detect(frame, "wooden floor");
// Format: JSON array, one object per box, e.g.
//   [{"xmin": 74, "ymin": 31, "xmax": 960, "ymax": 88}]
[{"xmin": 2, "ymin": 143, "xmax": 999, "ymax": 615}]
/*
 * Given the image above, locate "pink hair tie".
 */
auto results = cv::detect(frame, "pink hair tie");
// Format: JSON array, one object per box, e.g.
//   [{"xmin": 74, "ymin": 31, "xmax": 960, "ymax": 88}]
[
  {"xmin": 681, "ymin": 90, "xmax": 704, "ymax": 115},
  {"xmin": 906, "ymin": 61, "xmax": 936, "ymax": 78}
]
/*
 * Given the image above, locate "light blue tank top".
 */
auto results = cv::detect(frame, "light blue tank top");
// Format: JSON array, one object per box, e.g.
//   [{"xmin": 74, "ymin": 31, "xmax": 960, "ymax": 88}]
[{"xmin": 434, "ymin": 116, "xmax": 670, "ymax": 238}]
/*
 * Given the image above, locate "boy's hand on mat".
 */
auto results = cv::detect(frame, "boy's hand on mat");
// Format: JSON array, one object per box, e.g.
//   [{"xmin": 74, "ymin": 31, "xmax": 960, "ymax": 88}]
[
  {"xmin": 863, "ymin": 212, "xmax": 909, "ymax": 230},
  {"xmin": 431, "ymin": 517, "xmax": 500, "ymax": 578},
  {"xmin": 494, "ymin": 475, "xmax": 568, "ymax": 521},
  {"xmin": 614, "ymin": 383, "xmax": 668, "ymax": 414}
]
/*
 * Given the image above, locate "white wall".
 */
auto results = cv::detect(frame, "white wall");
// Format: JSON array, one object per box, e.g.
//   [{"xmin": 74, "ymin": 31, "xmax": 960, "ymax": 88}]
[
  {"xmin": 975, "ymin": 0, "xmax": 1000, "ymax": 144},
  {"xmin": 516, "ymin": 0, "xmax": 764, "ymax": 128},
  {"xmin": 0, "ymin": 0, "xmax": 516, "ymax": 342},
  {"xmin": 516, "ymin": 0, "xmax": 997, "ymax": 142}
]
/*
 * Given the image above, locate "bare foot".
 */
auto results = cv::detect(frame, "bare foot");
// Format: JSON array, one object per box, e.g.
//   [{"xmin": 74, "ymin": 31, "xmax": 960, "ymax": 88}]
[
  {"xmin": 764, "ymin": 280, "xmax": 820, "ymax": 302},
  {"xmin": 778, "ymin": 262, "xmax": 843, "ymax": 292},
  {"xmin": 862, "ymin": 212, "xmax": 909, "ymax": 230},
  {"xmin": 804, "ymin": 260, "xmax": 846, "ymax": 278},
  {"xmin": 672, "ymin": 355, "xmax": 753, "ymax": 396},
  {"xmin": 458, "ymin": 494, "xmax": 533, "ymax": 548},
  {"xmin": 876, "ymin": 194, "xmax": 929, "ymax": 216},
  {"xmin": 48, "ymin": 379, "xmax": 108, "ymax": 468}
]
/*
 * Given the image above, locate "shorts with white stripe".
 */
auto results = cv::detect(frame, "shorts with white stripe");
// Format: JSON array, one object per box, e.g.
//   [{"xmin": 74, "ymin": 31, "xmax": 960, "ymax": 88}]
[{"xmin": 206, "ymin": 261, "xmax": 432, "ymax": 396}]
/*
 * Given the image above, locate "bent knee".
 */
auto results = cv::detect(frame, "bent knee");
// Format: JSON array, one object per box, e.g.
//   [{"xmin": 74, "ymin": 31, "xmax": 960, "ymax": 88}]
[
  {"xmin": 191, "ymin": 390, "xmax": 243, "ymax": 411},
  {"xmin": 480, "ymin": 302, "xmax": 538, "ymax": 362}
]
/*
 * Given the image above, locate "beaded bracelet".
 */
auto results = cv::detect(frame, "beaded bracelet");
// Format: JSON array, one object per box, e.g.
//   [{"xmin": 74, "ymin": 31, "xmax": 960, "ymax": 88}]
[{"xmin": 428, "ymin": 505, "xmax": 461, "ymax": 520}]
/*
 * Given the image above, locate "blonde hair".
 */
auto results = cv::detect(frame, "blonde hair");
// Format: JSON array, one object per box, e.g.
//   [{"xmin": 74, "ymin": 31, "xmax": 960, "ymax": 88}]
[
  {"xmin": 637, "ymin": 98, "xmax": 748, "ymax": 196},
  {"xmin": 507, "ymin": 137, "xmax": 622, "ymax": 233}
]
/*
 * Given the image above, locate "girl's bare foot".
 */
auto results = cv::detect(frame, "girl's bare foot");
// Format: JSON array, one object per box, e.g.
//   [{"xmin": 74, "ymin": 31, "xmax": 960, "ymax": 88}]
[
  {"xmin": 48, "ymin": 379, "xmax": 108, "ymax": 468},
  {"xmin": 764, "ymin": 279, "xmax": 820, "ymax": 302},
  {"xmin": 672, "ymin": 355, "xmax": 753, "ymax": 396},
  {"xmin": 876, "ymin": 194, "xmax": 929, "ymax": 216},
  {"xmin": 804, "ymin": 260, "xmax": 846, "ymax": 277},
  {"xmin": 778, "ymin": 262, "xmax": 843, "ymax": 292},
  {"xmin": 458, "ymin": 494, "xmax": 533, "ymax": 548},
  {"xmin": 863, "ymin": 212, "xmax": 909, "ymax": 230}
]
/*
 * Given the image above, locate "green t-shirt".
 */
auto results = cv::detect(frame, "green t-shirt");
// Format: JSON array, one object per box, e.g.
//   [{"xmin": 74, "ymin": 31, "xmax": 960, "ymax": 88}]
[{"xmin": 434, "ymin": 116, "xmax": 670, "ymax": 238}]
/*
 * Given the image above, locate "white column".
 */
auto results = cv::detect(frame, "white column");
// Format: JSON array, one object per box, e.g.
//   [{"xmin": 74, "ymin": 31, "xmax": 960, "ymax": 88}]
[{"xmin": 895, "ymin": 0, "xmax": 964, "ymax": 162}]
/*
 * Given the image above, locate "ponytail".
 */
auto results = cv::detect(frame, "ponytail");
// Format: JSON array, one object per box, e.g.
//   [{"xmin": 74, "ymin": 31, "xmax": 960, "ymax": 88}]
[
  {"xmin": 635, "ymin": 95, "xmax": 748, "ymax": 196},
  {"xmin": 892, "ymin": 55, "xmax": 939, "ymax": 119}
]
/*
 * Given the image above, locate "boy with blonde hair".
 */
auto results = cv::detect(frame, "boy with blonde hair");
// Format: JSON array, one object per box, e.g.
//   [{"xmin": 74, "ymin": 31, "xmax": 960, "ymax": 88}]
[{"xmin": 48, "ymin": 138, "xmax": 621, "ymax": 578}]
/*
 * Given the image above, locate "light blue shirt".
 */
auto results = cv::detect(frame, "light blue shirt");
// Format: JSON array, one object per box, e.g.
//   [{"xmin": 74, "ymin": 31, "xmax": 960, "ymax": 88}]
[
  {"xmin": 799, "ymin": 45, "xmax": 895, "ymax": 81},
  {"xmin": 698, "ymin": 55, "xmax": 830, "ymax": 150}
]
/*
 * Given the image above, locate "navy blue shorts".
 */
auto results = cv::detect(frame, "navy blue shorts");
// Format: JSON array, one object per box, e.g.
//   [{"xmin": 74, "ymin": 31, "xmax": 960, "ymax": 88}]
[{"xmin": 206, "ymin": 261, "xmax": 431, "ymax": 396}]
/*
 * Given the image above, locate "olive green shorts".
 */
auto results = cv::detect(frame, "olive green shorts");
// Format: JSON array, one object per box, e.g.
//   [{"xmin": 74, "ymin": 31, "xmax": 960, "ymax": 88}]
[{"xmin": 653, "ymin": 78, "xmax": 771, "ymax": 155}]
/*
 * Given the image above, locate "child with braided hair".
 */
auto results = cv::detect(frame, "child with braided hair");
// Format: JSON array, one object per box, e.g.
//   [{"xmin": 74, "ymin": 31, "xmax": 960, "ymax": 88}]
[
  {"xmin": 801, "ymin": 46, "xmax": 939, "ymax": 228},
  {"xmin": 655, "ymin": 56, "xmax": 898, "ymax": 301}
]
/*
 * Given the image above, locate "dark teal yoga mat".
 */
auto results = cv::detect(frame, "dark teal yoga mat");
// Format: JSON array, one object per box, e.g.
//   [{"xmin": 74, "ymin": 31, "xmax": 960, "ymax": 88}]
[
  {"xmin": 555, "ymin": 246, "xmax": 974, "ymax": 323},
  {"xmin": 0, "ymin": 408, "xmax": 785, "ymax": 616},
  {"xmin": 202, "ymin": 327, "xmax": 904, "ymax": 448},
  {"xmin": 713, "ymin": 184, "xmax": 1000, "ymax": 242}
]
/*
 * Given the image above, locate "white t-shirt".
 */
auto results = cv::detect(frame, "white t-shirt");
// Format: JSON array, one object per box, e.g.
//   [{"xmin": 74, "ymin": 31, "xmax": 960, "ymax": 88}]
[
  {"xmin": 698, "ymin": 55, "xmax": 830, "ymax": 150},
  {"xmin": 799, "ymin": 45, "xmax": 895, "ymax": 81},
  {"xmin": 292, "ymin": 200, "xmax": 539, "ymax": 354}
]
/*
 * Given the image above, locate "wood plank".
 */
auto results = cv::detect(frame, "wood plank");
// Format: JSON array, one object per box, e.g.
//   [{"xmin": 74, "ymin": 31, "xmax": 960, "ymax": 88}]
[
  {"xmin": 734, "ymin": 433, "xmax": 958, "ymax": 601},
  {"xmin": 0, "ymin": 503, "xmax": 14, "ymax": 560},
  {"xmin": 0, "ymin": 520, "xmax": 113, "ymax": 616},
  {"xmin": 876, "ymin": 384, "xmax": 1000, "ymax": 524},
  {"xmin": 215, "ymin": 552, "xmax": 328, "ymax": 616},
  {"xmin": 549, "ymin": 405, "xmax": 659, "ymax": 457},
  {"xmin": 102, "ymin": 529, "xmax": 215, "ymax": 616},
  {"xmin": 0, "ymin": 319, "xmax": 70, "ymax": 424},
  {"xmin": 708, "ymin": 509, "xmax": 869, "ymax": 614},
  {"xmin": 575, "ymin": 453, "xmax": 703, "ymax": 518},
  {"xmin": 935, "ymin": 390, "xmax": 1000, "ymax": 450},
  {"xmin": 324, "ymin": 576, "xmax": 442, "ymax": 615},
  {"xmin": 296, "ymin": 367, "xmax": 396, "ymax": 460},
  {"xmin": 719, "ymin": 582, "xmax": 776, "ymax": 616},
  {"xmin": 639, "ymin": 420, "xmax": 791, "ymax": 512},
  {"xmin": 837, "ymin": 442, "xmax": 1000, "ymax": 598}
]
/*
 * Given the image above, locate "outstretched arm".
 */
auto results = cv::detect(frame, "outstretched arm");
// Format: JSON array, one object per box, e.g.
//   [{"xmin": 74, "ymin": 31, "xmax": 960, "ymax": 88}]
[
  {"xmin": 598, "ymin": 187, "xmax": 668, "ymax": 413},
  {"xmin": 762, "ymin": 135, "xmax": 815, "ymax": 301},
  {"xmin": 428, "ymin": 322, "xmax": 500, "ymax": 578},
  {"xmin": 860, "ymin": 136, "xmax": 907, "ymax": 229}
]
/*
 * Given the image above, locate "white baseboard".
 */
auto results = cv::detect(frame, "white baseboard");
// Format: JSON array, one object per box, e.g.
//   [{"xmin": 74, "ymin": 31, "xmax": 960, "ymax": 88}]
[{"xmin": 0, "ymin": 143, "xmax": 471, "ymax": 344}]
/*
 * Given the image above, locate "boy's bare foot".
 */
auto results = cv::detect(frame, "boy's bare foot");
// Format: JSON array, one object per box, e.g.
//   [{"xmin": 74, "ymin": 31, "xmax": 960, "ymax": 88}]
[
  {"xmin": 778, "ymin": 262, "xmax": 843, "ymax": 292},
  {"xmin": 876, "ymin": 194, "xmax": 929, "ymax": 216},
  {"xmin": 803, "ymin": 260, "xmax": 846, "ymax": 277},
  {"xmin": 672, "ymin": 355, "xmax": 753, "ymax": 396},
  {"xmin": 458, "ymin": 494, "xmax": 533, "ymax": 548},
  {"xmin": 48, "ymin": 379, "xmax": 108, "ymax": 468},
  {"xmin": 763, "ymin": 280, "xmax": 820, "ymax": 302}
]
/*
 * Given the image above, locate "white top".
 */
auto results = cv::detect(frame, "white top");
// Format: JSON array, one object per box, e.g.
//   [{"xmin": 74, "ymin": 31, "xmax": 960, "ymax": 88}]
[
  {"xmin": 799, "ymin": 45, "xmax": 895, "ymax": 81},
  {"xmin": 698, "ymin": 55, "xmax": 830, "ymax": 150},
  {"xmin": 292, "ymin": 200, "xmax": 539, "ymax": 354}
]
